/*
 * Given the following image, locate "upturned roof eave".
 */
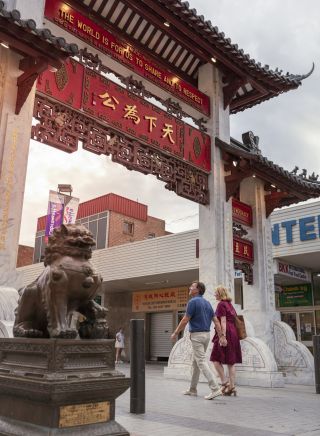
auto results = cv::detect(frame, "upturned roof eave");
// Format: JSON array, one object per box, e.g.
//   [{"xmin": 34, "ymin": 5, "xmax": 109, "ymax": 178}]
[
  {"xmin": 216, "ymin": 137, "xmax": 320, "ymax": 199},
  {"xmin": 155, "ymin": 0, "xmax": 310, "ymax": 90}
]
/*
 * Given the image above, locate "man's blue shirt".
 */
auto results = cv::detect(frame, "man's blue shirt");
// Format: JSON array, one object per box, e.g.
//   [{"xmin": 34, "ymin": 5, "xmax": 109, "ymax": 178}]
[{"xmin": 186, "ymin": 295, "xmax": 214, "ymax": 332}]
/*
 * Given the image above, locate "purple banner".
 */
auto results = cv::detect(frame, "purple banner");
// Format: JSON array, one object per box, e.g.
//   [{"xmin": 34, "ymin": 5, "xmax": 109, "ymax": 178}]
[{"xmin": 45, "ymin": 190, "xmax": 65, "ymax": 238}]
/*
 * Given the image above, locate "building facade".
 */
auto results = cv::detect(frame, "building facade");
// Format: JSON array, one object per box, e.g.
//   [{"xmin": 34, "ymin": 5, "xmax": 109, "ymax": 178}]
[
  {"xmin": 33, "ymin": 193, "xmax": 168, "ymax": 263},
  {"xmin": 271, "ymin": 201, "xmax": 320, "ymax": 352},
  {"xmin": 16, "ymin": 198, "xmax": 320, "ymax": 362}
]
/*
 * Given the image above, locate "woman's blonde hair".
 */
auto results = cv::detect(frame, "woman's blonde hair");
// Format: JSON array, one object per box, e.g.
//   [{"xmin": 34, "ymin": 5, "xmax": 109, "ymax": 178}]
[{"xmin": 215, "ymin": 285, "xmax": 232, "ymax": 301}]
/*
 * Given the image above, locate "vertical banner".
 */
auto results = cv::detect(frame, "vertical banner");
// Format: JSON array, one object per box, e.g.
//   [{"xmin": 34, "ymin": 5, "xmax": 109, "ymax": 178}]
[
  {"xmin": 63, "ymin": 195, "xmax": 80, "ymax": 225},
  {"xmin": 45, "ymin": 190, "xmax": 79, "ymax": 238}
]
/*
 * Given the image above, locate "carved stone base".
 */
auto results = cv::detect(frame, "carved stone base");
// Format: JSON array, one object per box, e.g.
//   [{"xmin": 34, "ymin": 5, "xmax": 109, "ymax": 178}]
[
  {"xmin": 0, "ymin": 320, "xmax": 13, "ymax": 338},
  {"xmin": 164, "ymin": 321, "xmax": 286, "ymax": 388},
  {"xmin": 0, "ymin": 416, "xmax": 129, "ymax": 435},
  {"xmin": 0, "ymin": 338, "xmax": 130, "ymax": 435},
  {"xmin": 273, "ymin": 321, "xmax": 315, "ymax": 386},
  {"xmin": 235, "ymin": 337, "xmax": 284, "ymax": 387}
]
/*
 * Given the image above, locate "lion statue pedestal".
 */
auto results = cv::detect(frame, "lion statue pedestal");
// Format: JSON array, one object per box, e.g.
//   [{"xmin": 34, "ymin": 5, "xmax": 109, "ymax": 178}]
[{"xmin": 0, "ymin": 225, "xmax": 130, "ymax": 435}]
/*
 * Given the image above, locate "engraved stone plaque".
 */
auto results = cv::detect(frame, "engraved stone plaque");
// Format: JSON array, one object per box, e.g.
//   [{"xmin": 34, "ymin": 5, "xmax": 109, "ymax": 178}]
[{"xmin": 59, "ymin": 401, "xmax": 110, "ymax": 428}]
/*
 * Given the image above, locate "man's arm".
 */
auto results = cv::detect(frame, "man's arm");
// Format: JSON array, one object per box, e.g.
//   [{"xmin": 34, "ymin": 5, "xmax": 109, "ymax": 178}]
[{"xmin": 171, "ymin": 314, "xmax": 190, "ymax": 340}]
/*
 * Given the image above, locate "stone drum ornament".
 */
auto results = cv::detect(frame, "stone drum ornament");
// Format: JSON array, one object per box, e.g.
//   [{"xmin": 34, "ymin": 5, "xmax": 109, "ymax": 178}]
[{"xmin": 13, "ymin": 224, "xmax": 108, "ymax": 339}]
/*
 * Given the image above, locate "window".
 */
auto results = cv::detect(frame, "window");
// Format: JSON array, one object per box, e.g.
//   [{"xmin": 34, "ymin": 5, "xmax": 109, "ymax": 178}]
[
  {"xmin": 123, "ymin": 221, "xmax": 134, "ymax": 235},
  {"xmin": 33, "ymin": 231, "xmax": 46, "ymax": 263},
  {"xmin": 312, "ymin": 273, "xmax": 320, "ymax": 305},
  {"xmin": 147, "ymin": 233, "xmax": 156, "ymax": 239},
  {"xmin": 74, "ymin": 211, "xmax": 109, "ymax": 250},
  {"xmin": 315, "ymin": 310, "xmax": 320, "ymax": 335}
]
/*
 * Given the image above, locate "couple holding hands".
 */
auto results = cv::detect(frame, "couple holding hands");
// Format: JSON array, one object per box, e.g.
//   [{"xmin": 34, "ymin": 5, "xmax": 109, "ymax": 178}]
[{"xmin": 171, "ymin": 281, "xmax": 242, "ymax": 399}]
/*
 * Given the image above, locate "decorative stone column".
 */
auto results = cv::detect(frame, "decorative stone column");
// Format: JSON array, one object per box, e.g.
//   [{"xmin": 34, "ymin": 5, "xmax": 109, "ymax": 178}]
[
  {"xmin": 165, "ymin": 66, "xmax": 285, "ymax": 387},
  {"xmin": 164, "ymin": 63, "xmax": 235, "ymax": 381},
  {"xmin": 198, "ymin": 63, "xmax": 234, "ymax": 302},
  {"xmin": 0, "ymin": 46, "xmax": 36, "ymax": 286},
  {"xmin": 239, "ymin": 177, "xmax": 280, "ymax": 345}
]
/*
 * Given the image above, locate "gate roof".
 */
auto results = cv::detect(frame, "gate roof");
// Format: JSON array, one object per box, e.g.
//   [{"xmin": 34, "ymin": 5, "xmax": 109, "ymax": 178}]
[
  {"xmin": 74, "ymin": 0, "xmax": 313, "ymax": 114},
  {"xmin": 216, "ymin": 134, "xmax": 320, "ymax": 216},
  {"xmin": 0, "ymin": 2, "xmax": 78, "ymax": 68}
]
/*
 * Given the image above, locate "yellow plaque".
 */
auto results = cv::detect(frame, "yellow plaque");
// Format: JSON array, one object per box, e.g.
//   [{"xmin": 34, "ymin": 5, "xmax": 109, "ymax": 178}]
[
  {"xmin": 132, "ymin": 286, "xmax": 189, "ymax": 313},
  {"xmin": 59, "ymin": 401, "xmax": 110, "ymax": 428}
]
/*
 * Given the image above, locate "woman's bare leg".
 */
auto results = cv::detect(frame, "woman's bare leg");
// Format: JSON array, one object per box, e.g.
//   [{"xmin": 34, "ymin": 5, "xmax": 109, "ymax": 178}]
[
  {"xmin": 213, "ymin": 361, "xmax": 227, "ymax": 384},
  {"xmin": 227, "ymin": 364, "xmax": 236, "ymax": 388}
]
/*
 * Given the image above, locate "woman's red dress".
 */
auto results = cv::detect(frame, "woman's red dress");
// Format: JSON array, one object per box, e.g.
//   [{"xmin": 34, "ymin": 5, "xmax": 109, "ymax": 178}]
[{"xmin": 210, "ymin": 300, "xmax": 242, "ymax": 365}]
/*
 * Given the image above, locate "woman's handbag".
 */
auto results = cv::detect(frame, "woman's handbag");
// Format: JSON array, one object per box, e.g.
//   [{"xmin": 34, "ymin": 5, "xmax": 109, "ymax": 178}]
[{"xmin": 234, "ymin": 314, "xmax": 247, "ymax": 340}]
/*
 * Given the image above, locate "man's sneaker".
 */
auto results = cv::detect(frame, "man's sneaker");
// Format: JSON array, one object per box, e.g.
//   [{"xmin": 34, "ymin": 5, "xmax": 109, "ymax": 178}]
[
  {"xmin": 204, "ymin": 388, "xmax": 222, "ymax": 400},
  {"xmin": 182, "ymin": 389, "xmax": 197, "ymax": 396}
]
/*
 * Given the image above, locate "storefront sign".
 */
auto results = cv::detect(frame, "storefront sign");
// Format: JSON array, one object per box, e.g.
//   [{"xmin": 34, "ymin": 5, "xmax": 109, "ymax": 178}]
[
  {"xmin": 37, "ymin": 60, "xmax": 211, "ymax": 172},
  {"xmin": 232, "ymin": 199, "xmax": 253, "ymax": 227},
  {"xmin": 272, "ymin": 215, "xmax": 320, "ymax": 245},
  {"xmin": 276, "ymin": 260, "xmax": 310, "ymax": 282},
  {"xmin": 234, "ymin": 270, "xmax": 243, "ymax": 279},
  {"xmin": 279, "ymin": 284, "xmax": 313, "ymax": 307},
  {"xmin": 233, "ymin": 236, "xmax": 254, "ymax": 263},
  {"xmin": 132, "ymin": 287, "xmax": 188, "ymax": 312},
  {"xmin": 44, "ymin": 0, "xmax": 210, "ymax": 116}
]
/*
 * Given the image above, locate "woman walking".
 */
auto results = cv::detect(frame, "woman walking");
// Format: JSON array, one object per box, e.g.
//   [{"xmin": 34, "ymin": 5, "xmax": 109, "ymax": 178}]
[
  {"xmin": 210, "ymin": 285, "xmax": 242, "ymax": 396},
  {"xmin": 115, "ymin": 327, "xmax": 125, "ymax": 363}
]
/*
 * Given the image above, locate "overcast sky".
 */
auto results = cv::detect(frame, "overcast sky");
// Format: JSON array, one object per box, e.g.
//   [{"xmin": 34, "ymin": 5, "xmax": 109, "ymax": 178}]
[{"xmin": 19, "ymin": 0, "xmax": 320, "ymax": 246}]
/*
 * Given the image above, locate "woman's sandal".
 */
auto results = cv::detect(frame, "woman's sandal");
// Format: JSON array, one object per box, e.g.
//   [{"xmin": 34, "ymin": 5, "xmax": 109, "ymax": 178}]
[
  {"xmin": 220, "ymin": 381, "xmax": 230, "ymax": 394},
  {"xmin": 223, "ymin": 385, "xmax": 237, "ymax": 396}
]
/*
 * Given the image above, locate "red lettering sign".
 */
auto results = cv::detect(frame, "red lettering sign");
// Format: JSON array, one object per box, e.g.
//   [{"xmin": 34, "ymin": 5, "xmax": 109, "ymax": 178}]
[
  {"xmin": 44, "ymin": 0, "xmax": 210, "ymax": 116},
  {"xmin": 36, "ymin": 60, "xmax": 211, "ymax": 172},
  {"xmin": 278, "ymin": 262, "xmax": 289, "ymax": 274},
  {"xmin": 232, "ymin": 199, "xmax": 253, "ymax": 227},
  {"xmin": 233, "ymin": 236, "xmax": 254, "ymax": 263}
]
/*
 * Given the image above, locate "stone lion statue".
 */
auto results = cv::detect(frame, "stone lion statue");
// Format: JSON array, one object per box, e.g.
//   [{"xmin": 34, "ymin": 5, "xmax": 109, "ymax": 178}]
[{"xmin": 13, "ymin": 224, "xmax": 108, "ymax": 339}]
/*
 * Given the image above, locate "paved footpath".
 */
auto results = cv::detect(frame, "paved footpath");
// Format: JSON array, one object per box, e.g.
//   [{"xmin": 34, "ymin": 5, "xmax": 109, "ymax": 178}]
[{"xmin": 116, "ymin": 364, "xmax": 320, "ymax": 436}]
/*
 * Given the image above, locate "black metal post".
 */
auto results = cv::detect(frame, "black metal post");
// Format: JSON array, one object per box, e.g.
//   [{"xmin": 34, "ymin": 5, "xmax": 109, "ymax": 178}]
[
  {"xmin": 130, "ymin": 319, "xmax": 145, "ymax": 413},
  {"xmin": 313, "ymin": 335, "xmax": 320, "ymax": 394}
]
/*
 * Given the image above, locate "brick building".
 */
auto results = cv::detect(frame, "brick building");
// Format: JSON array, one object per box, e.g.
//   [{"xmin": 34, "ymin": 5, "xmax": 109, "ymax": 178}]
[
  {"xmin": 16, "ymin": 245, "xmax": 34, "ymax": 268},
  {"xmin": 32, "ymin": 193, "xmax": 168, "ymax": 263}
]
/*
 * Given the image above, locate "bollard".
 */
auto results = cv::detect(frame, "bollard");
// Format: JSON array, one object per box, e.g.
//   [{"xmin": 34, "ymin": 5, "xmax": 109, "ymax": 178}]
[
  {"xmin": 130, "ymin": 319, "xmax": 145, "ymax": 413},
  {"xmin": 313, "ymin": 335, "xmax": 320, "ymax": 394}
]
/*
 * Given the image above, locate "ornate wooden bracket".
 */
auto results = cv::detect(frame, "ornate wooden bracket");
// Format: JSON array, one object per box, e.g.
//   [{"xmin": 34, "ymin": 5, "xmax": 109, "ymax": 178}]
[
  {"xmin": 225, "ymin": 167, "xmax": 252, "ymax": 201},
  {"xmin": 234, "ymin": 260, "xmax": 253, "ymax": 285},
  {"xmin": 233, "ymin": 222, "xmax": 248, "ymax": 238},
  {"xmin": 223, "ymin": 76, "xmax": 247, "ymax": 110},
  {"xmin": 15, "ymin": 57, "xmax": 49, "ymax": 115},
  {"xmin": 264, "ymin": 191, "xmax": 289, "ymax": 217}
]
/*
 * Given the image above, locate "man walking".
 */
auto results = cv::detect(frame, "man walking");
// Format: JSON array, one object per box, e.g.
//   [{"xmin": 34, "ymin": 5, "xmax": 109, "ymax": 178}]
[{"xmin": 171, "ymin": 281, "xmax": 222, "ymax": 400}]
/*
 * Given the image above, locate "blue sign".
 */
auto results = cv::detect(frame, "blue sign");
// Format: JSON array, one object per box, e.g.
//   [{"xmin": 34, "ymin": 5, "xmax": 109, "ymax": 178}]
[{"xmin": 272, "ymin": 215, "xmax": 320, "ymax": 245}]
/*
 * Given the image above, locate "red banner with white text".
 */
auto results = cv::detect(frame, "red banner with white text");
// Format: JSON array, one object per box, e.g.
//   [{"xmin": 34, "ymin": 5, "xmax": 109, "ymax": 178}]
[{"xmin": 44, "ymin": 0, "xmax": 210, "ymax": 116}]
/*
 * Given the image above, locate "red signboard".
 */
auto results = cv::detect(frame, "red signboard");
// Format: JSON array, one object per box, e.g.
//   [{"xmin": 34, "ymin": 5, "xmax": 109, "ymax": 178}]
[
  {"xmin": 36, "ymin": 59, "xmax": 211, "ymax": 172},
  {"xmin": 233, "ymin": 236, "xmax": 254, "ymax": 263},
  {"xmin": 37, "ymin": 58, "xmax": 84, "ymax": 109},
  {"xmin": 232, "ymin": 199, "xmax": 253, "ymax": 227},
  {"xmin": 44, "ymin": 0, "xmax": 210, "ymax": 116}
]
